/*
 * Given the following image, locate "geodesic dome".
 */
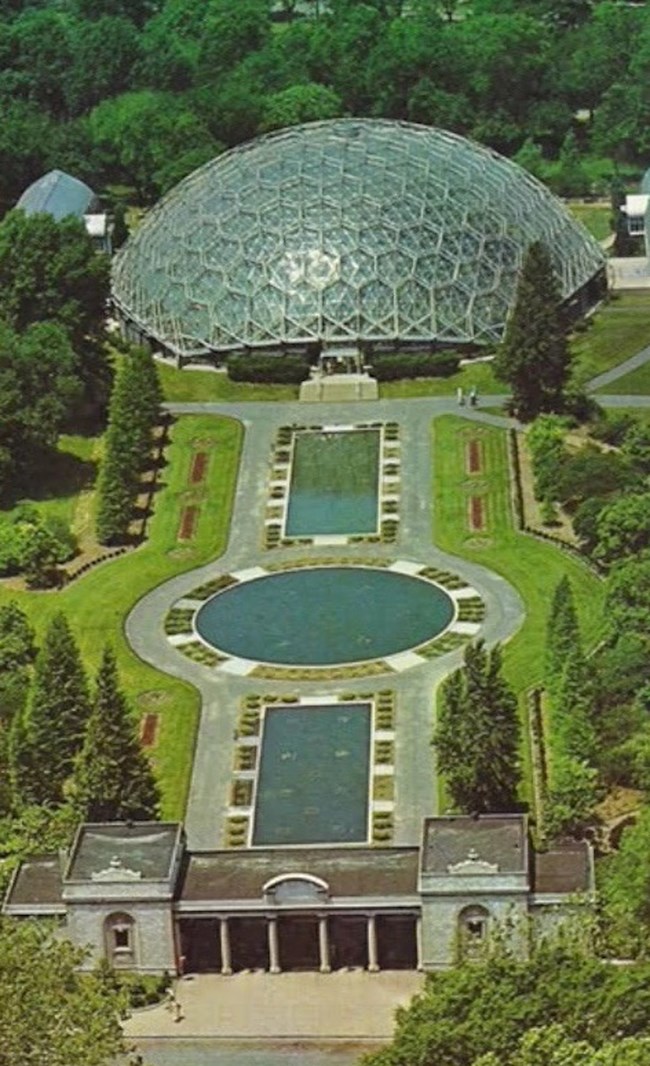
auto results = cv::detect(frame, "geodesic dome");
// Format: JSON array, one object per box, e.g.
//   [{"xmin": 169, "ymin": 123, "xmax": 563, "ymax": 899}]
[{"xmin": 111, "ymin": 119, "xmax": 606, "ymax": 359}]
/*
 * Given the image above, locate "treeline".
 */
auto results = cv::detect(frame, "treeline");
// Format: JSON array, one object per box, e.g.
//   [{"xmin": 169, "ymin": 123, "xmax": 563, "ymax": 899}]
[
  {"xmin": 1, "ymin": 0, "xmax": 650, "ymax": 214},
  {"xmin": 0, "ymin": 604, "xmax": 159, "ymax": 872}
]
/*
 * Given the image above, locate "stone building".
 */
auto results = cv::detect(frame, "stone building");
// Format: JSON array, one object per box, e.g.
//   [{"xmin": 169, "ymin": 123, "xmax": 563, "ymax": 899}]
[{"xmin": 3, "ymin": 814, "xmax": 593, "ymax": 975}]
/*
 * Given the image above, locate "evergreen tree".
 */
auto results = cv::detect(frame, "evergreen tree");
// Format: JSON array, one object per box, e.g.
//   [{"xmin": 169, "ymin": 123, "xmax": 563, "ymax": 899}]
[
  {"xmin": 13, "ymin": 613, "xmax": 90, "ymax": 806},
  {"xmin": 0, "ymin": 601, "xmax": 36, "ymax": 726},
  {"xmin": 494, "ymin": 242, "xmax": 573, "ymax": 421},
  {"xmin": 554, "ymin": 645, "xmax": 595, "ymax": 763},
  {"xmin": 95, "ymin": 349, "xmax": 162, "ymax": 544},
  {"xmin": 72, "ymin": 645, "xmax": 160, "ymax": 822},
  {"xmin": 545, "ymin": 576, "xmax": 580, "ymax": 686},
  {"xmin": 434, "ymin": 641, "xmax": 521, "ymax": 812}
]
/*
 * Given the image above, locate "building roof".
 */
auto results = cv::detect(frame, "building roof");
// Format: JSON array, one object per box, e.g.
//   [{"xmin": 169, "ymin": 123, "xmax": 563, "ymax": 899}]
[
  {"xmin": 422, "ymin": 814, "xmax": 527, "ymax": 875},
  {"xmin": 180, "ymin": 847, "xmax": 420, "ymax": 902},
  {"xmin": 16, "ymin": 169, "xmax": 97, "ymax": 222},
  {"xmin": 112, "ymin": 118, "xmax": 605, "ymax": 358},
  {"xmin": 4, "ymin": 855, "xmax": 63, "ymax": 910},
  {"xmin": 65, "ymin": 823, "xmax": 182, "ymax": 882},
  {"xmin": 532, "ymin": 840, "xmax": 592, "ymax": 895}
]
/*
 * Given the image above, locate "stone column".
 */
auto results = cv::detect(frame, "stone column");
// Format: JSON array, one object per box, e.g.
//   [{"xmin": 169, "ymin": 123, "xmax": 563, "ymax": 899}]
[
  {"xmin": 268, "ymin": 917, "xmax": 281, "ymax": 974},
  {"xmin": 219, "ymin": 917, "xmax": 232, "ymax": 976},
  {"xmin": 367, "ymin": 914, "xmax": 379, "ymax": 972},
  {"xmin": 416, "ymin": 915, "xmax": 424, "ymax": 972},
  {"xmin": 318, "ymin": 916, "xmax": 331, "ymax": 973}
]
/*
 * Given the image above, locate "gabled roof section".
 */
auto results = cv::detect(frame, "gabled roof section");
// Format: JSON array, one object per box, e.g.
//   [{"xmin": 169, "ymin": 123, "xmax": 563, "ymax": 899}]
[
  {"xmin": 16, "ymin": 169, "xmax": 96, "ymax": 222},
  {"xmin": 3, "ymin": 854, "xmax": 64, "ymax": 912}
]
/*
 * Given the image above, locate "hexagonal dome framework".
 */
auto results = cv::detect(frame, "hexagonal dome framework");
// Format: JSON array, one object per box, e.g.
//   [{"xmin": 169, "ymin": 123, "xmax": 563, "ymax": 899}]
[{"xmin": 111, "ymin": 119, "xmax": 606, "ymax": 360}]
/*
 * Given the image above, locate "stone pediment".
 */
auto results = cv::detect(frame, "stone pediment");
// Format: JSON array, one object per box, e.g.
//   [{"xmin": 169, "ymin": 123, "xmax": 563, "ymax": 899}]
[
  {"xmin": 90, "ymin": 856, "xmax": 142, "ymax": 882},
  {"xmin": 447, "ymin": 848, "xmax": 499, "ymax": 876}
]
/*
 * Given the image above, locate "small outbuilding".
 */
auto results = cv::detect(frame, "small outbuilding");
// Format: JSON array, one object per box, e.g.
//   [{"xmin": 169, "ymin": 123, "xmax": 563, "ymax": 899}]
[{"xmin": 16, "ymin": 169, "xmax": 112, "ymax": 253}]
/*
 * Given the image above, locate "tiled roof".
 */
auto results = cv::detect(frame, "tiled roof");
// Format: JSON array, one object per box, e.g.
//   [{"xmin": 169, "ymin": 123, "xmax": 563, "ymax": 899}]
[{"xmin": 180, "ymin": 847, "xmax": 420, "ymax": 902}]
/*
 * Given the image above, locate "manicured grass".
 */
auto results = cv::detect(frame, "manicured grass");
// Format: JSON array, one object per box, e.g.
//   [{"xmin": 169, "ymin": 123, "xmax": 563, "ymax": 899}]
[
  {"xmin": 0, "ymin": 415, "xmax": 243, "ymax": 819},
  {"xmin": 596, "ymin": 360, "xmax": 650, "ymax": 394},
  {"xmin": 158, "ymin": 362, "xmax": 299, "ymax": 403},
  {"xmin": 566, "ymin": 202, "xmax": 612, "ymax": 242},
  {"xmin": 571, "ymin": 293, "xmax": 650, "ymax": 385},
  {"xmin": 432, "ymin": 415, "xmax": 606, "ymax": 803},
  {"xmin": 2, "ymin": 434, "xmax": 100, "ymax": 531},
  {"xmin": 380, "ymin": 361, "xmax": 501, "ymax": 399}
]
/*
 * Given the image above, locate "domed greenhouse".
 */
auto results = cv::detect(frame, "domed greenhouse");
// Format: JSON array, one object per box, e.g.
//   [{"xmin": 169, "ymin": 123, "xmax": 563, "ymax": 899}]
[{"xmin": 111, "ymin": 119, "xmax": 606, "ymax": 362}]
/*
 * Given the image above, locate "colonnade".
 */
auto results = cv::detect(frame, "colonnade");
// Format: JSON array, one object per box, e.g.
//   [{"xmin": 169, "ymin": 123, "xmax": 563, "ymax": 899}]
[{"xmin": 212, "ymin": 913, "xmax": 423, "ymax": 975}]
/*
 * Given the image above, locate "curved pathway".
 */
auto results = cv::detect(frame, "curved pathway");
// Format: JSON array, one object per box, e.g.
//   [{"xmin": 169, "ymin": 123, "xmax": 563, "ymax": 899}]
[{"xmin": 127, "ymin": 396, "xmax": 525, "ymax": 849}]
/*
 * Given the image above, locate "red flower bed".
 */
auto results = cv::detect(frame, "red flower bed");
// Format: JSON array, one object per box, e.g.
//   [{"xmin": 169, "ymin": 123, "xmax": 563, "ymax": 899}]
[
  {"xmin": 190, "ymin": 451, "xmax": 208, "ymax": 484},
  {"xmin": 140, "ymin": 713, "xmax": 158, "ymax": 747},
  {"xmin": 178, "ymin": 505, "xmax": 198, "ymax": 540},
  {"xmin": 469, "ymin": 496, "xmax": 485, "ymax": 531},
  {"xmin": 467, "ymin": 439, "xmax": 482, "ymax": 474}
]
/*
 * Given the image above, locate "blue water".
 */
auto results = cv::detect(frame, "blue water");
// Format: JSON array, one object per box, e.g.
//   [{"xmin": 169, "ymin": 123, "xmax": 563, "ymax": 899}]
[
  {"xmin": 194, "ymin": 567, "xmax": 454, "ymax": 665},
  {"xmin": 285, "ymin": 430, "xmax": 380, "ymax": 536},
  {"xmin": 252, "ymin": 704, "xmax": 371, "ymax": 846}
]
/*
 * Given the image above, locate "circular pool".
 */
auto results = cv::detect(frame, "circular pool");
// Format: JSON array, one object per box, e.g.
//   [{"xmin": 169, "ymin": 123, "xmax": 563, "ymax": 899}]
[{"xmin": 194, "ymin": 566, "xmax": 455, "ymax": 665}]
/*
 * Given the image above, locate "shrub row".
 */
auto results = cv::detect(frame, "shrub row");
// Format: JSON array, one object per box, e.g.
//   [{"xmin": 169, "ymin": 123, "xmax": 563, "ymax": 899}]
[
  {"xmin": 227, "ymin": 353, "xmax": 310, "ymax": 383},
  {"xmin": 370, "ymin": 351, "xmax": 460, "ymax": 380}
]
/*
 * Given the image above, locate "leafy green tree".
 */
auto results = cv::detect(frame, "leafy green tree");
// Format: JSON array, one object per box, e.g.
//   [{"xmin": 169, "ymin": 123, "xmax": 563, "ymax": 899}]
[
  {"xmin": 196, "ymin": 0, "xmax": 271, "ymax": 82},
  {"xmin": 0, "ymin": 321, "xmax": 81, "ymax": 499},
  {"xmin": 72, "ymin": 646, "xmax": 160, "ymax": 822},
  {"xmin": 435, "ymin": 641, "xmax": 521, "ymax": 812},
  {"xmin": 64, "ymin": 16, "xmax": 142, "ymax": 117},
  {"xmin": 494, "ymin": 243, "xmax": 573, "ymax": 421},
  {"xmin": 13, "ymin": 614, "xmax": 90, "ymax": 806},
  {"xmin": 513, "ymin": 138, "xmax": 547, "ymax": 180},
  {"xmin": 554, "ymin": 449, "xmax": 639, "ymax": 508},
  {"xmin": 594, "ymin": 493, "xmax": 650, "ymax": 566},
  {"xmin": 261, "ymin": 82, "xmax": 342, "ymax": 131},
  {"xmin": 0, "ymin": 211, "xmax": 109, "ymax": 349},
  {"xmin": 473, "ymin": 1024, "xmax": 650, "ymax": 1066},
  {"xmin": 601, "ymin": 805, "xmax": 650, "ymax": 954},
  {"xmin": 0, "ymin": 917, "xmax": 126, "ymax": 1066},
  {"xmin": 6, "ymin": 8, "xmax": 74, "ymax": 117},
  {"xmin": 604, "ymin": 556, "xmax": 650, "ymax": 636},
  {"xmin": 553, "ymin": 130, "xmax": 590, "ymax": 197},
  {"xmin": 622, "ymin": 420, "xmax": 650, "ymax": 474}
]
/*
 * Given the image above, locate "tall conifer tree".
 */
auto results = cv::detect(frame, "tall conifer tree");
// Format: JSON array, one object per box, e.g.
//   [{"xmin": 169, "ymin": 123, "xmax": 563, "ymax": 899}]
[
  {"xmin": 72, "ymin": 646, "xmax": 159, "ymax": 822},
  {"xmin": 545, "ymin": 576, "xmax": 580, "ymax": 687},
  {"xmin": 435, "ymin": 641, "xmax": 521, "ymax": 812},
  {"xmin": 12, "ymin": 613, "xmax": 91, "ymax": 806},
  {"xmin": 494, "ymin": 242, "xmax": 573, "ymax": 420}
]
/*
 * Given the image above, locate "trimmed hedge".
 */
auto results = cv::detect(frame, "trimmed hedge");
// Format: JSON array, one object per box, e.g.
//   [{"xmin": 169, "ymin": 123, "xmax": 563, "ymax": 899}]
[
  {"xmin": 227, "ymin": 353, "xmax": 310, "ymax": 383},
  {"xmin": 371, "ymin": 351, "xmax": 460, "ymax": 380}
]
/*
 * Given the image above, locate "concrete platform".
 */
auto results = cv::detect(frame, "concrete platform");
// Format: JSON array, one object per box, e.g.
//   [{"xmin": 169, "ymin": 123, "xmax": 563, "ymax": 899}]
[{"xmin": 300, "ymin": 374, "xmax": 379, "ymax": 402}]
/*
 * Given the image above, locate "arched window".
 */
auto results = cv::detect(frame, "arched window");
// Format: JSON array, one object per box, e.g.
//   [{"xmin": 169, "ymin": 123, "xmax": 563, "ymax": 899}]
[
  {"xmin": 458, "ymin": 905, "xmax": 490, "ymax": 959},
  {"xmin": 104, "ymin": 912, "xmax": 136, "ymax": 967}
]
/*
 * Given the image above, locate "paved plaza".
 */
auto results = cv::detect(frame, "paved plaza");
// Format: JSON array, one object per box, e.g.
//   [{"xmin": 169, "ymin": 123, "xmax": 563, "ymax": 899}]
[{"xmin": 125, "ymin": 971, "xmax": 424, "ymax": 1040}]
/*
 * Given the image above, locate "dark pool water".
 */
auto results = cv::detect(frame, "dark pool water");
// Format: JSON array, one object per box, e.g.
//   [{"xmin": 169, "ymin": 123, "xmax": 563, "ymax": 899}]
[
  {"xmin": 252, "ymin": 703, "xmax": 371, "ymax": 846},
  {"xmin": 194, "ymin": 567, "xmax": 454, "ymax": 665},
  {"xmin": 285, "ymin": 430, "xmax": 380, "ymax": 536}
]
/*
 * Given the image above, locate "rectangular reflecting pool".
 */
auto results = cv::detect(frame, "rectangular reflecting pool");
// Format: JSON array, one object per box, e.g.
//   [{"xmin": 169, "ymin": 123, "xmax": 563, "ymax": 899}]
[
  {"xmin": 284, "ymin": 429, "xmax": 380, "ymax": 536},
  {"xmin": 252, "ymin": 704, "xmax": 372, "ymax": 846}
]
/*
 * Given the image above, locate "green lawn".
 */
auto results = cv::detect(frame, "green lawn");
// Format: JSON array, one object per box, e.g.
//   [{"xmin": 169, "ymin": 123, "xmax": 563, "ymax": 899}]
[
  {"xmin": 158, "ymin": 361, "xmax": 299, "ymax": 403},
  {"xmin": 566, "ymin": 202, "xmax": 612, "ymax": 242},
  {"xmin": 595, "ymin": 359, "xmax": 650, "ymax": 394},
  {"xmin": 380, "ymin": 360, "xmax": 501, "ymax": 399},
  {"xmin": 432, "ymin": 415, "xmax": 605, "ymax": 805},
  {"xmin": 0, "ymin": 415, "xmax": 243, "ymax": 819},
  {"xmin": 3, "ymin": 434, "xmax": 99, "ymax": 530},
  {"xmin": 572, "ymin": 293, "xmax": 650, "ymax": 385}
]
